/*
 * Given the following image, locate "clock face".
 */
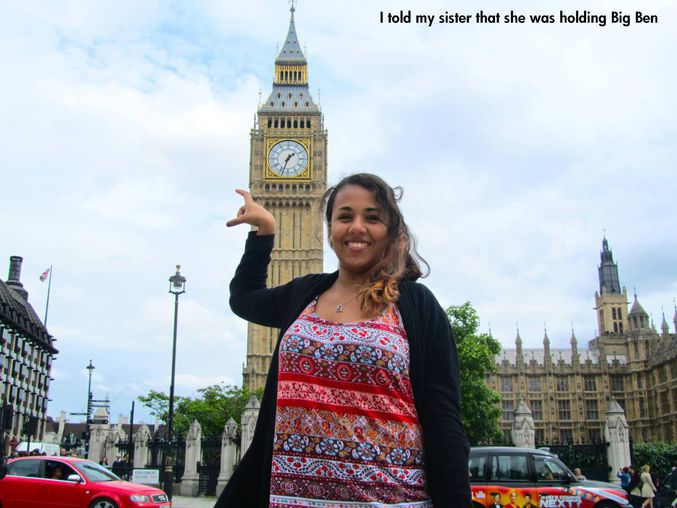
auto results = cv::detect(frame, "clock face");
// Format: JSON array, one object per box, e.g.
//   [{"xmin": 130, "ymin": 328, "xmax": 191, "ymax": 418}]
[{"xmin": 268, "ymin": 140, "xmax": 308, "ymax": 177}]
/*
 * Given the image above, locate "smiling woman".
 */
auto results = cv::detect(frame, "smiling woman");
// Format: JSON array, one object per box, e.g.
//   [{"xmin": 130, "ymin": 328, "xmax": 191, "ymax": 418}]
[{"xmin": 220, "ymin": 173, "xmax": 472, "ymax": 508}]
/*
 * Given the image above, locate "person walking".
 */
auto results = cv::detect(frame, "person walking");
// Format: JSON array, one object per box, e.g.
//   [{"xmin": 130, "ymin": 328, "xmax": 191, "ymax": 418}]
[
  {"xmin": 640, "ymin": 464, "xmax": 658, "ymax": 508},
  {"xmin": 217, "ymin": 174, "xmax": 472, "ymax": 507},
  {"xmin": 628, "ymin": 465, "xmax": 643, "ymax": 508}
]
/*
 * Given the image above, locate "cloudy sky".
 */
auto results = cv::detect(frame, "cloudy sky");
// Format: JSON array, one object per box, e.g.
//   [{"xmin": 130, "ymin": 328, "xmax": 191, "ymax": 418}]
[{"xmin": 1, "ymin": 0, "xmax": 675, "ymax": 426}]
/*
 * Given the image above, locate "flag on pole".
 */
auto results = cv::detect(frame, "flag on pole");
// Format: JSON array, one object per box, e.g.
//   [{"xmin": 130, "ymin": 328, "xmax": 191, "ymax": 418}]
[{"xmin": 39, "ymin": 268, "xmax": 50, "ymax": 282}]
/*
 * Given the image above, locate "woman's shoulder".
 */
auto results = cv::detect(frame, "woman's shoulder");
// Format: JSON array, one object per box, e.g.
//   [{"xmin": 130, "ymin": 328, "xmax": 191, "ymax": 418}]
[{"xmin": 398, "ymin": 279, "xmax": 443, "ymax": 306}]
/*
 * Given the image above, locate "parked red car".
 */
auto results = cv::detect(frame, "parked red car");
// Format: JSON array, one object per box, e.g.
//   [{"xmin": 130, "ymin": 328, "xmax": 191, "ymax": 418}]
[{"xmin": 0, "ymin": 455, "xmax": 170, "ymax": 508}]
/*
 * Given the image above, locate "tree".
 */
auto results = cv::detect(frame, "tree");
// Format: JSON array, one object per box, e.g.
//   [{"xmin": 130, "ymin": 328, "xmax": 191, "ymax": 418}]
[
  {"xmin": 138, "ymin": 384, "xmax": 263, "ymax": 438},
  {"xmin": 631, "ymin": 441, "xmax": 677, "ymax": 479},
  {"xmin": 446, "ymin": 301, "xmax": 503, "ymax": 445}
]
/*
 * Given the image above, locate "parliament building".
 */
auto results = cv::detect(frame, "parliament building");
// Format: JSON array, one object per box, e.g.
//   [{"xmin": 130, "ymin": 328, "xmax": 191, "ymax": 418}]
[{"xmin": 486, "ymin": 238, "xmax": 677, "ymax": 444}]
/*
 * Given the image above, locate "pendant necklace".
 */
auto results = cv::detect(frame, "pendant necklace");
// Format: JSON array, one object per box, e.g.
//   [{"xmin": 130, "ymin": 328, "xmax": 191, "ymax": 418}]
[{"xmin": 333, "ymin": 285, "xmax": 358, "ymax": 313}]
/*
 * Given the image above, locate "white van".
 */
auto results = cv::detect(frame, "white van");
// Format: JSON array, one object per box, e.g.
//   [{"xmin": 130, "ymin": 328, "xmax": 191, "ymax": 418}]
[{"xmin": 15, "ymin": 442, "xmax": 60, "ymax": 456}]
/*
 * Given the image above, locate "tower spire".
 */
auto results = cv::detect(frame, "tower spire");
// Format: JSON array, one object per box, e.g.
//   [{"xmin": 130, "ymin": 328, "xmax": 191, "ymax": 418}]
[{"xmin": 598, "ymin": 237, "xmax": 621, "ymax": 294}]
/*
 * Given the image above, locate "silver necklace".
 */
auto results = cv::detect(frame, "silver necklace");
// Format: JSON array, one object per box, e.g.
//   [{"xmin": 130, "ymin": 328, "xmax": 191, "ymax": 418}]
[{"xmin": 333, "ymin": 285, "xmax": 358, "ymax": 313}]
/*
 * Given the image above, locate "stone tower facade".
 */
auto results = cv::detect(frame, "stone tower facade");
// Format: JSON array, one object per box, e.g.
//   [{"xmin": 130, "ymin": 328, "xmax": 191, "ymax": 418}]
[
  {"xmin": 243, "ymin": 4, "xmax": 327, "ymax": 390},
  {"xmin": 486, "ymin": 238, "xmax": 677, "ymax": 444}
]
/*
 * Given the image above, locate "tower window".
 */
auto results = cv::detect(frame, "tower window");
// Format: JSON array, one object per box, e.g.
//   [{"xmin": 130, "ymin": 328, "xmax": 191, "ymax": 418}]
[
  {"xmin": 613, "ymin": 322, "xmax": 618, "ymax": 333},
  {"xmin": 288, "ymin": 92, "xmax": 292, "ymax": 99},
  {"xmin": 274, "ymin": 119, "xmax": 279, "ymax": 128},
  {"xmin": 300, "ymin": 120, "xmax": 305, "ymax": 128},
  {"xmin": 293, "ymin": 120, "xmax": 298, "ymax": 128},
  {"xmin": 267, "ymin": 118, "xmax": 272, "ymax": 128},
  {"xmin": 277, "ymin": 92, "xmax": 281, "ymax": 99},
  {"xmin": 270, "ymin": 101, "xmax": 274, "ymax": 106},
  {"xmin": 619, "ymin": 322, "xmax": 623, "ymax": 333},
  {"xmin": 305, "ymin": 101, "xmax": 309, "ymax": 107},
  {"xmin": 281, "ymin": 101, "xmax": 285, "ymax": 107},
  {"xmin": 307, "ymin": 120, "xmax": 311, "ymax": 128},
  {"xmin": 612, "ymin": 308, "xmax": 617, "ymax": 319},
  {"xmin": 294, "ymin": 102, "xmax": 298, "ymax": 108}
]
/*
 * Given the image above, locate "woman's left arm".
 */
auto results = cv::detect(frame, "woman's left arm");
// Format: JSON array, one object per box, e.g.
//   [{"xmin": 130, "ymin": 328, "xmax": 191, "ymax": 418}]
[{"xmin": 417, "ymin": 287, "xmax": 472, "ymax": 507}]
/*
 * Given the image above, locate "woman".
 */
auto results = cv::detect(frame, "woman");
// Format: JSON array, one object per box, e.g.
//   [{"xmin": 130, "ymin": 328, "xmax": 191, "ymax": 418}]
[
  {"xmin": 641, "ymin": 464, "xmax": 658, "ymax": 508},
  {"xmin": 217, "ymin": 173, "xmax": 471, "ymax": 507}
]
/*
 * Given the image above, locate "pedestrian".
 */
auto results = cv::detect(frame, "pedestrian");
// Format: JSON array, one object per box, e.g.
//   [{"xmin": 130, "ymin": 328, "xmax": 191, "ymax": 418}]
[
  {"xmin": 618, "ymin": 467, "xmax": 631, "ymax": 489},
  {"xmin": 574, "ymin": 467, "xmax": 587, "ymax": 480},
  {"xmin": 669, "ymin": 466, "xmax": 677, "ymax": 508},
  {"xmin": 217, "ymin": 174, "xmax": 471, "ymax": 507},
  {"xmin": 640, "ymin": 464, "xmax": 658, "ymax": 508},
  {"xmin": 628, "ymin": 465, "xmax": 643, "ymax": 508},
  {"xmin": 100, "ymin": 456, "xmax": 109, "ymax": 467}
]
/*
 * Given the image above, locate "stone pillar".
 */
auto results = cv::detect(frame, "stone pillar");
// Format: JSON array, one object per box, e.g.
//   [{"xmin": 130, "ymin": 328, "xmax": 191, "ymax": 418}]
[
  {"xmin": 105, "ymin": 424, "xmax": 127, "ymax": 465},
  {"xmin": 511, "ymin": 398, "xmax": 536, "ymax": 449},
  {"xmin": 217, "ymin": 418, "xmax": 239, "ymax": 496},
  {"xmin": 241, "ymin": 395, "xmax": 260, "ymax": 453},
  {"xmin": 179, "ymin": 420, "xmax": 202, "ymax": 496},
  {"xmin": 134, "ymin": 424, "xmax": 151, "ymax": 468},
  {"xmin": 604, "ymin": 398, "xmax": 631, "ymax": 484},
  {"xmin": 88, "ymin": 424, "xmax": 109, "ymax": 463}
]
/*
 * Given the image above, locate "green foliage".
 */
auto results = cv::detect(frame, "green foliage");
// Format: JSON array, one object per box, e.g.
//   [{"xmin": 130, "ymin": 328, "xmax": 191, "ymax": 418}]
[
  {"xmin": 446, "ymin": 302, "xmax": 503, "ymax": 445},
  {"xmin": 631, "ymin": 441, "xmax": 677, "ymax": 479},
  {"xmin": 138, "ymin": 384, "xmax": 263, "ymax": 438}
]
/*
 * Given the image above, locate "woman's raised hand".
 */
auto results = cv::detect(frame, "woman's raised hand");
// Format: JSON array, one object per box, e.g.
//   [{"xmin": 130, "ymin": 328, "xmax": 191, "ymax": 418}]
[{"xmin": 226, "ymin": 189, "xmax": 276, "ymax": 235}]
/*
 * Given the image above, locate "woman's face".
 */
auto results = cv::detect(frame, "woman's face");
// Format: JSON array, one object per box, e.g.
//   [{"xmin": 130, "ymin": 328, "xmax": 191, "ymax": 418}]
[{"xmin": 329, "ymin": 184, "xmax": 389, "ymax": 277}]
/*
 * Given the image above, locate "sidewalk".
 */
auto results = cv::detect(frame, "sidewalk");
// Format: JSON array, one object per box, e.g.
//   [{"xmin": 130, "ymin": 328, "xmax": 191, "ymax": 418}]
[{"xmin": 171, "ymin": 495, "xmax": 217, "ymax": 507}]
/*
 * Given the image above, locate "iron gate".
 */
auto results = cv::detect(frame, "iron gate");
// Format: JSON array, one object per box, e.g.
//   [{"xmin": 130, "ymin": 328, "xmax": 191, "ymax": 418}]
[
  {"xmin": 542, "ymin": 442, "xmax": 610, "ymax": 481},
  {"xmin": 198, "ymin": 436, "xmax": 222, "ymax": 496}
]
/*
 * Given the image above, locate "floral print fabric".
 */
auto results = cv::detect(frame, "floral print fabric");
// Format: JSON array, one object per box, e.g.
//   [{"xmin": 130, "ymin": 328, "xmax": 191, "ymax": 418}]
[{"xmin": 269, "ymin": 298, "xmax": 432, "ymax": 508}]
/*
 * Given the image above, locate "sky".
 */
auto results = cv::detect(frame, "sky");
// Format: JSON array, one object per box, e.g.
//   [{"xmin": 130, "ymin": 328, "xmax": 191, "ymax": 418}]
[{"xmin": 1, "ymin": 0, "xmax": 675, "ymax": 427}]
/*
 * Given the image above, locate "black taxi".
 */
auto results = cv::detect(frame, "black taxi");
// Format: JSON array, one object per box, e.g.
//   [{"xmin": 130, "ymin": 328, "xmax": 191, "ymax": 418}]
[{"xmin": 468, "ymin": 446, "xmax": 632, "ymax": 508}]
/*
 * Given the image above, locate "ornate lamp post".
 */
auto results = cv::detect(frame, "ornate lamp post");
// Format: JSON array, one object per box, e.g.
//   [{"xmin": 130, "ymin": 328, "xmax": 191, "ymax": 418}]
[
  {"xmin": 163, "ymin": 265, "xmax": 186, "ymax": 500},
  {"xmin": 85, "ymin": 360, "xmax": 94, "ymax": 457}
]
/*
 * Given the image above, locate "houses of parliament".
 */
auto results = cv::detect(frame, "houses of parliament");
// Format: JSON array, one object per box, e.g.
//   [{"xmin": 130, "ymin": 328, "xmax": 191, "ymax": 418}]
[{"xmin": 486, "ymin": 238, "xmax": 677, "ymax": 444}]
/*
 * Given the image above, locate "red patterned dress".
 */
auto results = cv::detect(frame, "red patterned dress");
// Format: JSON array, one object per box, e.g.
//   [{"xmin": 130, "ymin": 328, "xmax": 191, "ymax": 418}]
[{"xmin": 269, "ymin": 298, "xmax": 432, "ymax": 507}]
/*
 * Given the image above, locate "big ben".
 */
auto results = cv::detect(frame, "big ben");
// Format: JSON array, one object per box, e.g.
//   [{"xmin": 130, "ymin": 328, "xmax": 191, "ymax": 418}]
[{"xmin": 243, "ymin": 2, "xmax": 327, "ymax": 390}]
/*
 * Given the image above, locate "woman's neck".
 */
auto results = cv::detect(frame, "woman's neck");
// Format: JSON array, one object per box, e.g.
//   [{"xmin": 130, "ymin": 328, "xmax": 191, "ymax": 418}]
[{"xmin": 335, "ymin": 270, "xmax": 368, "ymax": 290}]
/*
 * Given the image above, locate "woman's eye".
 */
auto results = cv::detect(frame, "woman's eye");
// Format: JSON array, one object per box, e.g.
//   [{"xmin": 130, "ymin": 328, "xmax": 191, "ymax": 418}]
[{"xmin": 336, "ymin": 215, "xmax": 351, "ymax": 221}]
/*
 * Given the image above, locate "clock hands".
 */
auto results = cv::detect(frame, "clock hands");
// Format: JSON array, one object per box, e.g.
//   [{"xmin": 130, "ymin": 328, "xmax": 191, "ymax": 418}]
[{"xmin": 283, "ymin": 152, "xmax": 295, "ymax": 169}]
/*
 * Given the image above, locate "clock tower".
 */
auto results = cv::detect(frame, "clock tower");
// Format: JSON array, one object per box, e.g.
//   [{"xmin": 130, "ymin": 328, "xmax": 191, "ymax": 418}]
[{"xmin": 243, "ymin": 3, "xmax": 327, "ymax": 390}]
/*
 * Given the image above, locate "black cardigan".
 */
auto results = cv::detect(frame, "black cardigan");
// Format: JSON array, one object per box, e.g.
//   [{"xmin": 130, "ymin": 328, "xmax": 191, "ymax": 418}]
[{"xmin": 216, "ymin": 233, "xmax": 471, "ymax": 507}]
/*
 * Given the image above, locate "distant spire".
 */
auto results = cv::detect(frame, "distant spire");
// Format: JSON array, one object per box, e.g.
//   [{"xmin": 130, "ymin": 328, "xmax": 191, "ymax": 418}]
[
  {"xmin": 515, "ymin": 322, "xmax": 523, "ymax": 366},
  {"xmin": 598, "ymin": 237, "xmax": 622, "ymax": 294},
  {"xmin": 661, "ymin": 307, "xmax": 669, "ymax": 336},
  {"xmin": 515, "ymin": 322, "xmax": 522, "ymax": 345},
  {"xmin": 570, "ymin": 322, "xmax": 578, "ymax": 357},
  {"xmin": 276, "ymin": 1, "xmax": 306, "ymax": 64},
  {"xmin": 673, "ymin": 298, "xmax": 677, "ymax": 333}
]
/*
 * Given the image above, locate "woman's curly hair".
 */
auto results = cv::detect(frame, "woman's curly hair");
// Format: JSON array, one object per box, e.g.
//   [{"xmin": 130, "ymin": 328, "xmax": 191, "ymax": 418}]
[{"xmin": 321, "ymin": 173, "xmax": 428, "ymax": 315}]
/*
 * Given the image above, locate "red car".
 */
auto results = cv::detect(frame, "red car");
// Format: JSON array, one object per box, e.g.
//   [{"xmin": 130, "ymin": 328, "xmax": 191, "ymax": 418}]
[{"xmin": 0, "ymin": 455, "xmax": 170, "ymax": 508}]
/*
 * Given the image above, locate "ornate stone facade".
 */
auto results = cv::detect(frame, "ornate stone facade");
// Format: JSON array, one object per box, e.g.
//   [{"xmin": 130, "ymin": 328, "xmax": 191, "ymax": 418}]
[
  {"xmin": 486, "ymin": 239, "xmax": 677, "ymax": 444},
  {"xmin": 0, "ymin": 256, "xmax": 57, "ymax": 446},
  {"xmin": 242, "ymin": 4, "xmax": 327, "ymax": 390}
]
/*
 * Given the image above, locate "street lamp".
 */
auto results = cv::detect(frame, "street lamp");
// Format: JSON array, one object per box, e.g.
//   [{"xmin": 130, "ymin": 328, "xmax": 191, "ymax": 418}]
[
  {"xmin": 85, "ymin": 360, "xmax": 94, "ymax": 457},
  {"xmin": 163, "ymin": 265, "xmax": 186, "ymax": 501}
]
